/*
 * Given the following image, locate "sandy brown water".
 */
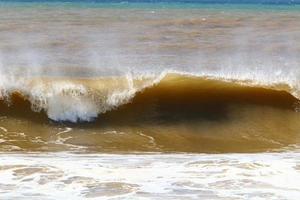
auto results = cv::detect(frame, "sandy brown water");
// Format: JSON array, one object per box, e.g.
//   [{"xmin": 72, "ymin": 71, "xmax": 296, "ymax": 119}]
[
  {"xmin": 1, "ymin": 3, "xmax": 300, "ymax": 199},
  {"xmin": 0, "ymin": 74, "xmax": 299, "ymax": 153}
]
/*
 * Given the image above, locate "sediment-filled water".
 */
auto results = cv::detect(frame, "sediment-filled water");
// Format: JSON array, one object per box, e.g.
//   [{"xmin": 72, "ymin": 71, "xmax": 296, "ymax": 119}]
[{"xmin": 0, "ymin": 1, "xmax": 300, "ymax": 199}]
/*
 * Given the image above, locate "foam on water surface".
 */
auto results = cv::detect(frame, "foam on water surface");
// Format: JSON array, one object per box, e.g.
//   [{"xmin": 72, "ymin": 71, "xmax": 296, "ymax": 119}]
[{"xmin": 0, "ymin": 152, "xmax": 300, "ymax": 199}]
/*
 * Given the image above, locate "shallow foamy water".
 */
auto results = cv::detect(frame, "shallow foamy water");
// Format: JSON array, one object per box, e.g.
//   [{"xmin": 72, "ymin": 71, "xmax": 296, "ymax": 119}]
[{"xmin": 0, "ymin": 153, "xmax": 299, "ymax": 199}]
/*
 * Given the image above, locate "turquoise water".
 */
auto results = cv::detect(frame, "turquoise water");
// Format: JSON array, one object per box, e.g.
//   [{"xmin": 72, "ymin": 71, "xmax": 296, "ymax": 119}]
[{"xmin": 0, "ymin": 0, "xmax": 300, "ymax": 11}]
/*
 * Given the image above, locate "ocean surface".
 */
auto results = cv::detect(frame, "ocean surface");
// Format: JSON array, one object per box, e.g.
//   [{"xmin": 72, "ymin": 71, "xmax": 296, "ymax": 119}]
[{"xmin": 0, "ymin": 0, "xmax": 300, "ymax": 199}]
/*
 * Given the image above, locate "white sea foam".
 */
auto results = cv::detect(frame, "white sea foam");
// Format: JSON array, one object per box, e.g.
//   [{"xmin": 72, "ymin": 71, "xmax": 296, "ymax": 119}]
[
  {"xmin": 0, "ymin": 75, "xmax": 143, "ymax": 122},
  {"xmin": 0, "ymin": 152, "xmax": 299, "ymax": 199},
  {"xmin": 28, "ymin": 82, "xmax": 97, "ymax": 122}
]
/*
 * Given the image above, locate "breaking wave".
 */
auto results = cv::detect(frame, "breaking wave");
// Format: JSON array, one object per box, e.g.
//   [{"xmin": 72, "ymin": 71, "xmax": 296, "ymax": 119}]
[{"xmin": 0, "ymin": 72, "xmax": 299, "ymax": 123}]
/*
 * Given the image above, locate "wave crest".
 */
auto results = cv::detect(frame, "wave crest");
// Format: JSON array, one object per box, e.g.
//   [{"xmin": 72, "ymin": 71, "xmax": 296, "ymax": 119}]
[{"xmin": 0, "ymin": 72, "xmax": 299, "ymax": 123}]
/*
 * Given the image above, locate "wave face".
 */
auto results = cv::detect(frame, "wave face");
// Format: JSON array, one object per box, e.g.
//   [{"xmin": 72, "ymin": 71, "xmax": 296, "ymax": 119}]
[
  {"xmin": 0, "ymin": 73, "xmax": 299, "ymax": 153},
  {"xmin": 0, "ymin": 73, "xmax": 299, "ymax": 122}
]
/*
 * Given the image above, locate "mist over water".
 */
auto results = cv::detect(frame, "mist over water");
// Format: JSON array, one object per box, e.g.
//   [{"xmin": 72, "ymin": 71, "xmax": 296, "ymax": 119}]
[{"xmin": 0, "ymin": 3, "xmax": 299, "ymax": 77}]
